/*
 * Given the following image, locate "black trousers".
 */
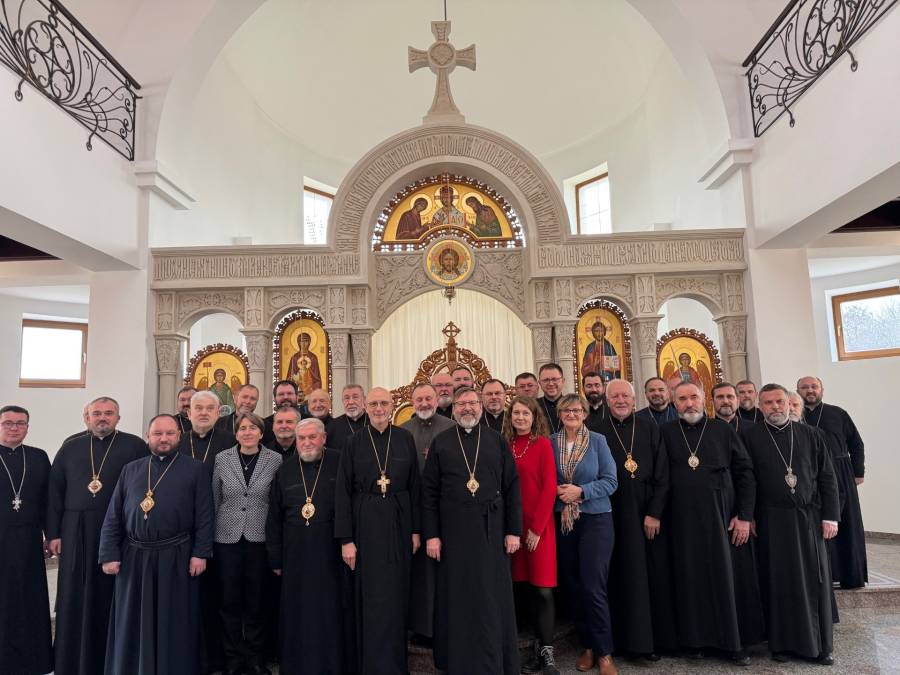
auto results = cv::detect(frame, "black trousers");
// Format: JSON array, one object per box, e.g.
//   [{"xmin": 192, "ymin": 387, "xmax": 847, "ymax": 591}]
[
  {"xmin": 215, "ymin": 538, "xmax": 268, "ymax": 669},
  {"xmin": 556, "ymin": 511, "xmax": 615, "ymax": 656}
]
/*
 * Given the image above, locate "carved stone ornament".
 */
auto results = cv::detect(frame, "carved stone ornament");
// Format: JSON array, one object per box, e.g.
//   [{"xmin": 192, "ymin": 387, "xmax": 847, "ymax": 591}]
[
  {"xmin": 532, "ymin": 326, "xmax": 553, "ymax": 361},
  {"xmin": 633, "ymin": 320, "xmax": 660, "ymax": 357},
  {"xmin": 152, "ymin": 251, "xmax": 360, "ymax": 284},
  {"xmin": 635, "ymin": 275, "xmax": 656, "ymax": 314},
  {"xmin": 155, "ymin": 292, "xmax": 175, "ymax": 332},
  {"xmin": 155, "ymin": 338, "xmax": 181, "ymax": 374},
  {"xmin": 176, "ymin": 291, "xmax": 243, "ymax": 327},
  {"xmin": 534, "ymin": 281, "xmax": 550, "ymax": 320},
  {"xmin": 244, "ymin": 287, "xmax": 264, "ymax": 329},
  {"xmin": 331, "ymin": 333, "xmax": 349, "ymax": 367},
  {"xmin": 351, "ymin": 333, "xmax": 371, "ymax": 366},
  {"xmin": 328, "ymin": 287, "xmax": 346, "ymax": 325},
  {"xmin": 245, "ymin": 335, "xmax": 269, "ymax": 371},
  {"xmin": 376, "ymin": 254, "xmax": 433, "ymax": 320},
  {"xmin": 555, "ymin": 279, "xmax": 572, "ymax": 317},
  {"xmin": 725, "ymin": 273, "xmax": 745, "ymax": 313},
  {"xmin": 655, "ymin": 275, "xmax": 723, "ymax": 314},
  {"xmin": 350, "ymin": 288, "xmax": 367, "ymax": 326},
  {"xmin": 722, "ymin": 317, "xmax": 748, "ymax": 353},
  {"xmin": 267, "ymin": 288, "xmax": 327, "ymax": 320},
  {"xmin": 468, "ymin": 250, "xmax": 524, "ymax": 315},
  {"xmin": 554, "ymin": 323, "xmax": 575, "ymax": 360},
  {"xmin": 573, "ymin": 278, "xmax": 634, "ymax": 308}
]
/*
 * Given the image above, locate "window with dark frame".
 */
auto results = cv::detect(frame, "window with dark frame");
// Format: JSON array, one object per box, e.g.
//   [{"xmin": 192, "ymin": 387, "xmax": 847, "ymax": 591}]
[
  {"xmin": 574, "ymin": 172, "xmax": 611, "ymax": 235},
  {"xmin": 303, "ymin": 185, "xmax": 333, "ymax": 245},
  {"xmin": 19, "ymin": 318, "xmax": 88, "ymax": 388},
  {"xmin": 831, "ymin": 285, "xmax": 900, "ymax": 361}
]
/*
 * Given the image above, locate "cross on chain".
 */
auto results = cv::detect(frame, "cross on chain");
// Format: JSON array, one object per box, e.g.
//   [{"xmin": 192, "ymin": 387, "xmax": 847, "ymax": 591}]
[
  {"xmin": 376, "ymin": 472, "xmax": 391, "ymax": 496},
  {"xmin": 408, "ymin": 21, "xmax": 476, "ymax": 124}
]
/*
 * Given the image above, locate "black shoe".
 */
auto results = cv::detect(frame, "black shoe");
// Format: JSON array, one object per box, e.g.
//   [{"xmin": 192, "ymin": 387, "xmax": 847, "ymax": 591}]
[
  {"xmin": 771, "ymin": 652, "xmax": 791, "ymax": 662},
  {"xmin": 644, "ymin": 652, "xmax": 661, "ymax": 662},
  {"xmin": 521, "ymin": 641, "xmax": 541, "ymax": 674},
  {"xmin": 538, "ymin": 645, "xmax": 560, "ymax": 675},
  {"xmin": 731, "ymin": 650, "xmax": 751, "ymax": 666},
  {"xmin": 817, "ymin": 652, "xmax": 835, "ymax": 666}
]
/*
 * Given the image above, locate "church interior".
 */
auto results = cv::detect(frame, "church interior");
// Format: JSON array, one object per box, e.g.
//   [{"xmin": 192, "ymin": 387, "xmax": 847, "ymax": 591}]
[{"xmin": 2, "ymin": 0, "xmax": 899, "ymax": 672}]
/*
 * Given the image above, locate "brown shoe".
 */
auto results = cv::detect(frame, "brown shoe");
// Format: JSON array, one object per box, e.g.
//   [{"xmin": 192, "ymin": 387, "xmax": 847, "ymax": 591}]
[
  {"xmin": 598, "ymin": 654, "xmax": 619, "ymax": 675},
  {"xmin": 576, "ymin": 648, "xmax": 595, "ymax": 672}
]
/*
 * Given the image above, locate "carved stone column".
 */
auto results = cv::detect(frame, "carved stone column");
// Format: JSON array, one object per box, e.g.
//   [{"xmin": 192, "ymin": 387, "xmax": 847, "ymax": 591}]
[
  {"xmin": 716, "ymin": 315, "xmax": 748, "ymax": 383},
  {"xmin": 630, "ymin": 316, "xmax": 663, "ymax": 407},
  {"xmin": 330, "ymin": 331, "xmax": 350, "ymax": 409},
  {"xmin": 350, "ymin": 331, "xmax": 373, "ymax": 390},
  {"xmin": 530, "ymin": 324, "xmax": 553, "ymax": 376},
  {"xmin": 241, "ymin": 329, "xmax": 274, "ymax": 413},
  {"xmin": 155, "ymin": 334, "xmax": 186, "ymax": 414},
  {"xmin": 552, "ymin": 321, "xmax": 577, "ymax": 393}
]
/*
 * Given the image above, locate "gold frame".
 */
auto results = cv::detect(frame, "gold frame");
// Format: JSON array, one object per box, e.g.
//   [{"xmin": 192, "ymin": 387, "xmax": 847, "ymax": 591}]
[
  {"xmin": 656, "ymin": 328, "xmax": 723, "ymax": 416},
  {"xmin": 272, "ymin": 310, "xmax": 332, "ymax": 401},
  {"xmin": 184, "ymin": 344, "xmax": 250, "ymax": 407},
  {"xmin": 18, "ymin": 318, "xmax": 88, "ymax": 388},
  {"xmin": 831, "ymin": 285, "xmax": 900, "ymax": 361},
  {"xmin": 572, "ymin": 299, "xmax": 632, "ymax": 390}
]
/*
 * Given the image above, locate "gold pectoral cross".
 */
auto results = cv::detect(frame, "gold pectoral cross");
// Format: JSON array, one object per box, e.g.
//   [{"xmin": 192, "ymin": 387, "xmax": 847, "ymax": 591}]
[{"xmin": 376, "ymin": 472, "xmax": 391, "ymax": 497}]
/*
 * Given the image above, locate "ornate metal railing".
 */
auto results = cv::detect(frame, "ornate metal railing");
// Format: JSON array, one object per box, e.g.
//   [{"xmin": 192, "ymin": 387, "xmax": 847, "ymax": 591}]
[
  {"xmin": 0, "ymin": 0, "xmax": 140, "ymax": 160},
  {"xmin": 744, "ymin": 0, "xmax": 899, "ymax": 137}
]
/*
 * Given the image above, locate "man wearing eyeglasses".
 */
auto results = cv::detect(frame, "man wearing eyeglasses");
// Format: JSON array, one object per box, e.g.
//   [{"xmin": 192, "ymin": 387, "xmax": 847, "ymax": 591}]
[
  {"xmin": 0, "ymin": 405, "xmax": 53, "ymax": 675},
  {"xmin": 538, "ymin": 363, "xmax": 566, "ymax": 434}
]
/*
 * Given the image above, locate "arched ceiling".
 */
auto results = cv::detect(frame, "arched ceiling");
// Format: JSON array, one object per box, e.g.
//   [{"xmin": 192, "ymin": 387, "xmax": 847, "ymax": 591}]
[{"xmin": 214, "ymin": 0, "xmax": 671, "ymax": 165}]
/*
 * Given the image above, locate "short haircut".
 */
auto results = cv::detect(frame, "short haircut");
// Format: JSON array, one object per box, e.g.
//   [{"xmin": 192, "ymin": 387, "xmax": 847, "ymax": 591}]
[
  {"xmin": 273, "ymin": 380, "xmax": 298, "ymax": 396},
  {"xmin": 760, "ymin": 383, "xmax": 791, "ymax": 397},
  {"xmin": 177, "ymin": 385, "xmax": 197, "ymax": 396},
  {"xmin": 644, "ymin": 377, "xmax": 667, "ymax": 390},
  {"xmin": 712, "ymin": 381, "xmax": 736, "ymax": 396},
  {"xmin": 581, "ymin": 371, "xmax": 602, "ymax": 386},
  {"xmin": 673, "ymin": 381, "xmax": 703, "ymax": 396},
  {"xmin": 297, "ymin": 417, "xmax": 326, "ymax": 434},
  {"xmin": 605, "ymin": 378, "xmax": 634, "ymax": 397},
  {"xmin": 451, "ymin": 366, "xmax": 473, "ymax": 376},
  {"xmin": 538, "ymin": 363, "xmax": 563, "ymax": 377},
  {"xmin": 556, "ymin": 393, "xmax": 588, "ymax": 415},
  {"xmin": 452, "ymin": 386, "xmax": 478, "ymax": 403},
  {"xmin": 238, "ymin": 383, "xmax": 259, "ymax": 395},
  {"xmin": 735, "ymin": 379, "xmax": 757, "ymax": 389},
  {"xmin": 273, "ymin": 406, "xmax": 301, "ymax": 423},
  {"xmin": 481, "ymin": 378, "xmax": 505, "ymax": 390},
  {"xmin": 796, "ymin": 376, "xmax": 823, "ymax": 389},
  {"xmin": 148, "ymin": 413, "xmax": 180, "ymax": 430},
  {"xmin": 501, "ymin": 396, "xmax": 550, "ymax": 443},
  {"xmin": 89, "ymin": 396, "xmax": 120, "ymax": 412},
  {"xmin": 235, "ymin": 412, "xmax": 265, "ymax": 434},
  {"xmin": 0, "ymin": 405, "xmax": 29, "ymax": 422},
  {"xmin": 515, "ymin": 372, "xmax": 538, "ymax": 383},
  {"xmin": 342, "ymin": 384, "xmax": 365, "ymax": 396},
  {"xmin": 191, "ymin": 390, "xmax": 220, "ymax": 407},
  {"xmin": 412, "ymin": 382, "xmax": 437, "ymax": 396}
]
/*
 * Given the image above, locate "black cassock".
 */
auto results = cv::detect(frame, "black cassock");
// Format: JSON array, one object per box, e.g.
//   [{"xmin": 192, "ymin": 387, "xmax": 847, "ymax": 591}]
[
  {"xmin": 738, "ymin": 407, "xmax": 762, "ymax": 424},
  {"xmin": 585, "ymin": 402, "xmax": 607, "ymax": 433},
  {"xmin": 598, "ymin": 414, "xmax": 677, "ymax": 655},
  {"xmin": 334, "ymin": 425, "xmax": 421, "ymax": 675},
  {"xmin": 267, "ymin": 448, "xmax": 355, "ymax": 674},
  {"xmin": 479, "ymin": 410, "xmax": 505, "ymax": 433},
  {"xmin": 47, "ymin": 431, "xmax": 148, "ymax": 675},
  {"xmin": 804, "ymin": 402, "xmax": 867, "ymax": 588},
  {"xmin": 423, "ymin": 425, "xmax": 522, "ymax": 675},
  {"xmin": 660, "ymin": 417, "xmax": 765, "ymax": 652},
  {"xmin": 744, "ymin": 421, "xmax": 840, "ymax": 658},
  {"xmin": 99, "ymin": 452, "xmax": 214, "ymax": 675},
  {"xmin": 327, "ymin": 413, "xmax": 369, "ymax": 453},
  {"xmin": 176, "ymin": 426, "xmax": 234, "ymax": 672},
  {"xmin": 0, "ymin": 444, "xmax": 53, "ymax": 675}
]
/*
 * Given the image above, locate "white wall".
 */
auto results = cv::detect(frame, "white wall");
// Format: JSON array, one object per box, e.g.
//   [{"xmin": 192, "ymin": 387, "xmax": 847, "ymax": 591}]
[
  {"xmin": 188, "ymin": 313, "xmax": 246, "ymax": 362},
  {"xmin": 809, "ymin": 262, "xmax": 900, "ymax": 534},
  {"xmin": 657, "ymin": 297, "xmax": 718, "ymax": 343},
  {"xmin": 0, "ymin": 295, "xmax": 93, "ymax": 457}
]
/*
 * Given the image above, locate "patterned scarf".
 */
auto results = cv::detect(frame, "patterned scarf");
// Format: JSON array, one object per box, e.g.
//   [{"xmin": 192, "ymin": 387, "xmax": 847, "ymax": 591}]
[{"xmin": 556, "ymin": 424, "xmax": 590, "ymax": 535}]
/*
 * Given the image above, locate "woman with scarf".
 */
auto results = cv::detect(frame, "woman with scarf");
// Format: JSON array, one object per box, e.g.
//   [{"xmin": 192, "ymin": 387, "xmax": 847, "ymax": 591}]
[{"xmin": 551, "ymin": 393, "xmax": 619, "ymax": 675}]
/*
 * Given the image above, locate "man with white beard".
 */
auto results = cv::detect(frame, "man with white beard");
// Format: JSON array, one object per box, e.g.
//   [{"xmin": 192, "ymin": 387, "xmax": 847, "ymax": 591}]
[
  {"xmin": 326, "ymin": 384, "xmax": 368, "ymax": 452},
  {"xmin": 742, "ymin": 384, "xmax": 839, "ymax": 665},
  {"xmin": 423, "ymin": 387, "xmax": 522, "ymax": 674},
  {"xmin": 659, "ymin": 382, "xmax": 763, "ymax": 666},
  {"xmin": 402, "ymin": 383, "xmax": 456, "ymax": 643},
  {"xmin": 432, "ymin": 372, "xmax": 455, "ymax": 418},
  {"xmin": 787, "ymin": 392, "xmax": 805, "ymax": 423}
]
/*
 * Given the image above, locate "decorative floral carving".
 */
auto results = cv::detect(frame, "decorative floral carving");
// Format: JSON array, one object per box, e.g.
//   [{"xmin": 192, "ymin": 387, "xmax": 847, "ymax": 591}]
[
  {"xmin": 532, "ymin": 326, "xmax": 553, "ymax": 361},
  {"xmin": 155, "ymin": 292, "xmax": 174, "ymax": 332},
  {"xmin": 350, "ymin": 288, "xmax": 367, "ymax": 326},
  {"xmin": 555, "ymin": 279, "xmax": 572, "ymax": 317},
  {"xmin": 633, "ymin": 320, "xmax": 660, "ymax": 356},
  {"xmin": 328, "ymin": 287, "xmax": 346, "ymax": 325},
  {"xmin": 635, "ymin": 275, "xmax": 656, "ymax": 314},
  {"xmin": 351, "ymin": 333, "xmax": 371, "ymax": 366},
  {"xmin": 722, "ymin": 317, "xmax": 748, "ymax": 353},
  {"xmin": 655, "ymin": 275, "xmax": 723, "ymax": 312},
  {"xmin": 725, "ymin": 274, "xmax": 745, "ymax": 313},
  {"xmin": 534, "ymin": 281, "xmax": 550, "ymax": 319},
  {"xmin": 245, "ymin": 335, "xmax": 268, "ymax": 371},
  {"xmin": 331, "ymin": 333, "xmax": 349, "ymax": 367},
  {"xmin": 155, "ymin": 338, "xmax": 180, "ymax": 373},
  {"xmin": 375, "ymin": 254, "xmax": 432, "ymax": 319},
  {"xmin": 267, "ymin": 288, "xmax": 327, "ymax": 316},
  {"xmin": 467, "ymin": 250, "xmax": 525, "ymax": 315},
  {"xmin": 244, "ymin": 287, "xmax": 264, "ymax": 329},
  {"xmin": 573, "ymin": 278, "xmax": 634, "ymax": 306},
  {"xmin": 554, "ymin": 323, "xmax": 575, "ymax": 359},
  {"xmin": 176, "ymin": 291, "xmax": 243, "ymax": 326}
]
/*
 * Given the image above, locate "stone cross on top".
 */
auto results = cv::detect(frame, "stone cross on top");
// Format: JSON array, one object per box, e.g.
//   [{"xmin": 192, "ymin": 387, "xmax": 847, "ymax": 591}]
[{"xmin": 408, "ymin": 21, "xmax": 475, "ymax": 125}]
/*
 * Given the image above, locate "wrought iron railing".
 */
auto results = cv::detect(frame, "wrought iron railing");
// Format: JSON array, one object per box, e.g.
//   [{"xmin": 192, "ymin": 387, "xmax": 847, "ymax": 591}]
[
  {"xmin": 744, "ymin": 0, "xmax": 899, "ymax": 137},
  {"xmin": 0, "ymin": 0, "xmax": 140, "ymax": 160}
]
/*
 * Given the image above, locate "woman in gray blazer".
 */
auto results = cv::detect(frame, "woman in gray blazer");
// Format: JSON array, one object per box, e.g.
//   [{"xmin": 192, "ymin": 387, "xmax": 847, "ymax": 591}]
[{"xmin": 212, "ymin": 412, "xmax": 283, "ymax": 675}]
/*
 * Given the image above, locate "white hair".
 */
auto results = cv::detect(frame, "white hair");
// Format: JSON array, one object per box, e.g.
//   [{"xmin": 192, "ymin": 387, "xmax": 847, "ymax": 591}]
[
  {"xmin": 605, "ymin": 378, "xmax": 634, "ymax": 397},
  {"xmin": 296, "ymin": 417, "xmax": 326, "ymax": 434},
  {"xmin": 190, "ymin": 390, "xmax": 220, "ymax": 407}
]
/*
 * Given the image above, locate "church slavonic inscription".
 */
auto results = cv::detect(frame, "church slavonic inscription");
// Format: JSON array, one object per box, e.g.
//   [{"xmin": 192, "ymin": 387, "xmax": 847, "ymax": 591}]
[
  {"xmin": 537, "ymin": 236, "xmax": 744, "ymax": 271},
  {"xmin": 153, "ymin": 253, "xmax": 360, "ymax": 283}
]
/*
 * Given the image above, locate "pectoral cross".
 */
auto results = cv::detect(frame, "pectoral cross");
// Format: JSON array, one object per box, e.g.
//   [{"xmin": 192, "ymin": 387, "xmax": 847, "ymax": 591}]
[
  {"xmin": 409, "ymin": 20, "xmax": 476, "ymax": 125},
  {"xmin": 376, "ymin": 472, "xmax": 391, "ymax": 497},
  {"xmin": 12, "ymin": 495, "xmax": 22, "ymax": 511}
]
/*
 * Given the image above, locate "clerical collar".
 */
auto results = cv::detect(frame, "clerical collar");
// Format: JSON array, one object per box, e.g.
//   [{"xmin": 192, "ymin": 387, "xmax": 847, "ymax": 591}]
[
  {"xmin": 300, "ymin": 455, "xmax": 322, "ymax": 465},
  {"xmin": 0, "ymin": 444, "xmax": 21, "ymax": 454},
  {"xmin": 150, "ymin": 451, "xmax": 175, "ymax": 462},
  {"xmin": 486, "ymin": 411, "xmax": 502, "ymax": 419},
  {"xmin": 193, "ymin": 428, "xmax": 214, "ymax": 439},
  {"xmin": 347, "ymin": 412, "xmax": 364, "ymax": 421},
  {"xmin": 370, "ymin": 424, "xmax": 391, "ymax": 436},
  {"xmin": 542, "ymin": 395, "xmax": 560, "ymax": 403},
  {"xmin": 680, "ymin": 415, "xmax": 707, "ymax": 428},
  {"xmin": 462, "ymin": 426, "xmax": 475, "ymax": 434},
  {"xmin": 92, "ymin": 431, "xmax": 115, "ymax": 441},
  {"xmin": 612, "ymin": 414, "xmax": 633, "ymax": 426}
]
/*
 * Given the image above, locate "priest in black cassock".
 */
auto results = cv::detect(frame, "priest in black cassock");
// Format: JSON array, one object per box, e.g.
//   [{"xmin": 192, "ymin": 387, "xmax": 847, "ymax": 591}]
[
  {"xmin": 305, "ymin": 388, "xmax": 335, "ymax": 430},
  {"xmin": 431, "ymin": 373, "xmax": 455, "ymax": 419},
  {"xmin": 267, "ymin": 417, "xmax": 355, "ymax": 674},
  {"xmin": 99, "ymin": 414, "xmax": 214, "ymax": 675},
  {"xmin": 177, "ymin": 390, "xmax": 235, "ymax": 673},
  {"xmin": 423, "ymin": 387, "xmax": 522, "ymax": 675},
  {"xmin": 327, "ymin": 384, "xmax": 369, "ymax": 452},
  {"xmin": 176, "ymin": 386, "xmax": 196, "ymax": 435},
  {"xmin": 335, "ymin": 387, "xmax": 421, "ymax": 675},
  {"xmin": 736, "ymin": 380, "xmax": 762, "ymax": 423},
  {"xmin": 267, "ymin": 406, "xmax": 300, "ymax": 457},
  {"xmin": 583, "ymin": 372, "xmax": 608, "ymax": 432},
  {"xmin": 479, "ymin": 378, "xmax": 507, "ymax": 432},
  {"xmin": 660, "ymin": 382, "xmax": 764, "ymax": 665},
  {"xmin": 0, "ymin": 405, "xmax": 53, "ymax": 675},
  {"xmin": 635, "ymin": 377, "xmax": 678, "ymax": 427},
  {"xmin": 47, "ymin": 396, "xmax": 148, "ymax": 675},
  {"xmin": 713, "ymin": 382, "xmax": 755, "ymax": 437},
  {"xmin": 599, "ymin": 380, "xmax": 676, "ymax": 659},
  {"xmin": 401, "ymin": 383, "xmax": 456, "ymax": 642},
  {"xmin": 262, "ymin": 380, "xmax": 300, "ymax": 447},
  {"xmin": 538, "ymin": 363, "xmax": 565, "ymax": 434},
  {"xmin": 799, "ymin": 376, "xmax": 867, "ymax": 589},
  {"xmin": 746, "ymin": 385, "xmax": 840, "ymax": 665}
]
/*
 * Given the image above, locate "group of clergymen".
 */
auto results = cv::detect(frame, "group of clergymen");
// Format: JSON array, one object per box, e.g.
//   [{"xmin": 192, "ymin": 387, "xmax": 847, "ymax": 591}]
[{"xmin": 0, "ymin": 363, "xmax": 866, "ymax": 675}]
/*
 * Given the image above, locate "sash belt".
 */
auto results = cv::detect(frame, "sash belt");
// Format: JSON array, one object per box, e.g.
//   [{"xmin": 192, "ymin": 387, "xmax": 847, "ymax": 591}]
[{"xmin": 127, "ymin": 532, "xmax": 190, "ymax": 550}]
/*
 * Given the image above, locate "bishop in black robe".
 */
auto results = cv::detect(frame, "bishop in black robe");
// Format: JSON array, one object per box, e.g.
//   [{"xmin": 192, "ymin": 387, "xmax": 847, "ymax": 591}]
[
  {"xmin": 327, "ymin": 412, "xmax": 368, "ymax": 453},
  {"xmin": 803, "ymin": 400, "xmax": 867, "ymax": 588},
  {"xmin": 0, "ymin": 441, "xmax": 53, "ymax": 675},
  {"xmin": 402, "ymin": 410, "xmax": 455, "ymax": 639},
  {"xmin": 267, "ymin": 446, "xmax": 354, "ymax": 674},
  {"xmin": 99, "ymin": 433, "xmax": 214, "ymax": 675},
  {"xmin": 423, "ymin": 423, "xmax": 522, "ymax": 675},
  {"xmin": 47, "ymin": 429, "xmax": 148, "ymax": 675},
  {"xmin": 744, "ymin": 418, "xmax": 840, "ymax": 660},
  {"xmin": 334, "ymin": 413, "xmax": 421, "ymax": 675},
  {"xmin": 598, "ymin": 412, "xmax": 677, "ymax": 656},
  {"xmin": 660, "ymin": 415, "xmax": 765, "ymax": 655}
]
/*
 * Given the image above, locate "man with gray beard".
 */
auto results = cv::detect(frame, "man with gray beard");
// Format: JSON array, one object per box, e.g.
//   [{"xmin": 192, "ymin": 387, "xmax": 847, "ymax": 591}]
[
  {"xmin": 431, "ymin": 372, "xmax": 455, "ymax": 418},
  {"xmin": 403, "ymin": 382, "xmax": 456, "ymax": 642},
  {"xmin": 787, "ymin": 392, "xmax": 806, "ymax": 423},
  {"xmin": 423, "ymin": 387, "xmax": 522, "ymax": 674},
  {"xmin": 742, "ymin": 384, "xmax": 839, "ymax": 665},
  {"xmin": 659, "ymin": 382, "xmax": 763, "ymax": 666},
  {"xmin": 267, "ymin": 418, "xmax": 353, "ymax": 674}
]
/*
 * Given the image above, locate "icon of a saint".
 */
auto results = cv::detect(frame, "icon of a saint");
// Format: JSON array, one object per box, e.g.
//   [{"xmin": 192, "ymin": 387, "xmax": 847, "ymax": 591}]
[
  {"xmin": 432, "ymin": 246, "xmax": 466, "ymax": 282},
  {"xmin": 465, "ymin": 196, "xmax": 502, "ymax": 238},
  {"xmin": 395, "ymin": 197, "xmax": 430, "ymax": 240},
  {"xmin": 581, "ymin": 320, "xmax": 621, "ymax": 381},
  {"xmin": 430, "ymin": 185, "xmax": 466, "ymax": 227},
  {"xmin": 286, "ymin": 331, "xmax": 323, "ymax": 398},
  {"xmin": 208, "ymin": 367, "xmax": 236, "ymax": 412}
]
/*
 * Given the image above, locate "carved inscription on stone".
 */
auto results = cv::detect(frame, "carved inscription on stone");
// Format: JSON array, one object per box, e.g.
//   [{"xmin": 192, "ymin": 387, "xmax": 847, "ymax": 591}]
[
  {"xmin": 153, "ymin": 253, "xmax": 359, "ymax": 283},
  {"xmin": 537, "ymin": 236, "xmax": 744, "ymax": 270},
  {"xmin": 176, "ymin": 291, "xmax": 243, "ymax": 326}
]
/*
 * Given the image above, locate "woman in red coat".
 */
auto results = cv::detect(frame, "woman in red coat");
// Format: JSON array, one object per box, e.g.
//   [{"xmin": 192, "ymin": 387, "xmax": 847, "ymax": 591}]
[{"xmin": 502, "ymin": 395, "xmax": 559, "ymax": 674}]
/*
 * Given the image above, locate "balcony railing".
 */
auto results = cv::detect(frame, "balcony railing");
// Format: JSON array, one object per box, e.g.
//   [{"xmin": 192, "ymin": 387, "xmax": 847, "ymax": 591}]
[
  {"xmin": 0, "ymin": 0, "xmax": 140, "ymax": 160},
  {"xmin": 744, "ymin": 0, "xmax": 899, "ymax": 137}
]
